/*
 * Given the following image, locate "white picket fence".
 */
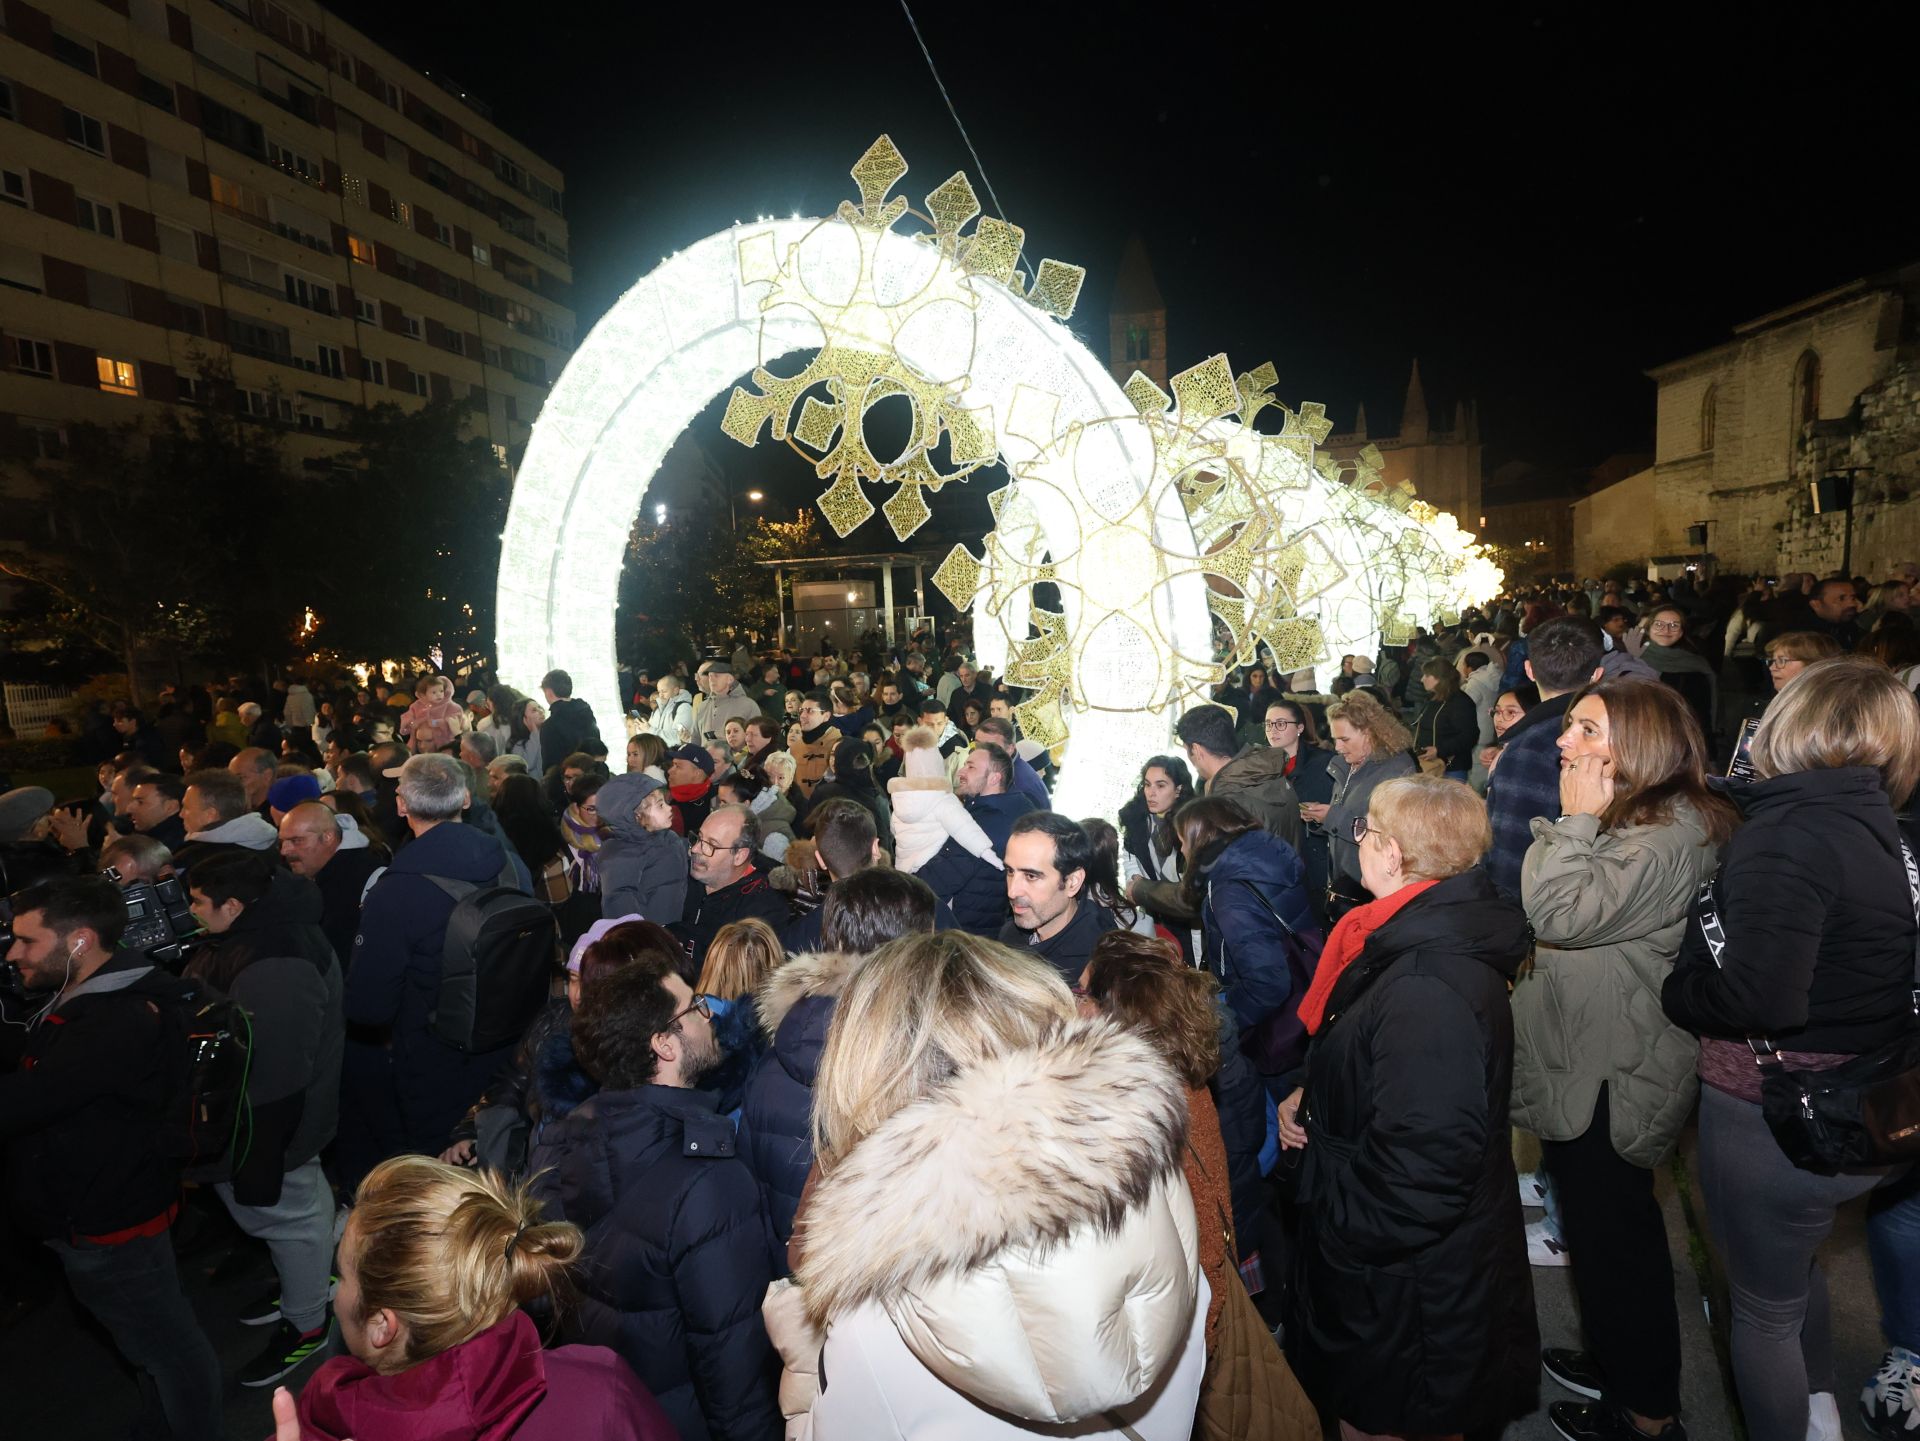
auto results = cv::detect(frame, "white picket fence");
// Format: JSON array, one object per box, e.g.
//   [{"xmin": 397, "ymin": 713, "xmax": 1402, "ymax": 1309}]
[{"xmin": 3, "ymin": 682, "xmax": 74, "ymax": 734}]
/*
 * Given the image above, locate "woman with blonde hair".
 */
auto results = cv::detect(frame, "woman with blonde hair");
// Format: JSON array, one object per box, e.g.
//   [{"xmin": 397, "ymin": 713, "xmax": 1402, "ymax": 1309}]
[
  {"xmin": 1665, "ymin": 658, "xmax": 1920, "ymax": 1441},
  {"xmin": 292, "ymin": 1155, "xmax": 673, "ymax": 1440},
  {"xmin": 788, "ymin": 930, "xmax": 1208, "ymax": 1440},
  {"xmin": 1517, "ymin": 679, "xmax": 1739, "ymax": 1441},
  {"xmin": 1281, "ymin": 776, "xmax": 1537, "ymax": 1441},
  {"xmin": 1300, "ymin": 689, "xmax": 1416, "ymax": 916},
  {"xmin": 697, "ymin": 917, "xmax": 783, "ymax": 1110}
]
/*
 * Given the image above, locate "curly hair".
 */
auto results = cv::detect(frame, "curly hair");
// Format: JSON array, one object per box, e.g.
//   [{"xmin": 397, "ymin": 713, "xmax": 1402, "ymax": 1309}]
[
  {"xmin": 1324, "ymin": 689, "xmax": 1413, "ymax": 757},
  {"xmin": 1082, "ymin": 930, "xmax": 1220, "ymax": 1088}
]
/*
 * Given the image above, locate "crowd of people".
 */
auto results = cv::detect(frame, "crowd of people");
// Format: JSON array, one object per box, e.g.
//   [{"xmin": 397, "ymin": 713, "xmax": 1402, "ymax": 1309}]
[{"xmin": 0, "ymin": 569, "xmax": 1917, "ymax": 1441}]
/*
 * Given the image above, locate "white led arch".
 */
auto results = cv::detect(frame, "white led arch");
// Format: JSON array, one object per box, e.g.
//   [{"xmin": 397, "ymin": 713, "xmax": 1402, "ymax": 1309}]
[{"xmin": 496, "ymin": 216, "xmax": 1213, "ymax": 818}]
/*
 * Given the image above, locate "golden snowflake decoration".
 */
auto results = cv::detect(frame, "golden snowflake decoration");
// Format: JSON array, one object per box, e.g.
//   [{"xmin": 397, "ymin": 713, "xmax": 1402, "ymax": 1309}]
[{"xmin": 720, "ymin": 136, "xmax": 1085, "ymax": 541}]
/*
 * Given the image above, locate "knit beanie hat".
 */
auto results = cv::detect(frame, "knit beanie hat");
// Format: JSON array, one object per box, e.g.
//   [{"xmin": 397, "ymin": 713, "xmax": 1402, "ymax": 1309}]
[{"xmin": 902, "ymin": 726, "xmax": 947, "ymax": 782}]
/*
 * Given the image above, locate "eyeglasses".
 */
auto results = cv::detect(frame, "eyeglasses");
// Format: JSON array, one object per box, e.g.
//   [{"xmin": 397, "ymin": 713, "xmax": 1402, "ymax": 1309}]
[
  {"xmin": 1264, "ymin": 718, "xmax": 1302, "ymax": 730},
  {"xmin": 690, "ymin": 835, "xmax": 747, "ymax": 855},
  {"xmin": 1351, "ymin": 817, "xmax": 1388, "ymax": 845},
  {"xmin": 1765, "ymin": 657, "xmax": 1800, "ymax": 670},
  {"xmin": 669, "ymin": 994, "xmax": 713, "ymax": 1027},
  {"xmin": 1648, "ymin": 621, "xmax": 1684, "ymax": 633}
]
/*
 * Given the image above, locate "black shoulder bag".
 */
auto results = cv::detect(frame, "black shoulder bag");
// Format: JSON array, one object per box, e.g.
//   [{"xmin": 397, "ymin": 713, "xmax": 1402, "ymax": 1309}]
[{"xmin": 1697, "ymin": 842, "xmax": 1920, "ymax": 1172}]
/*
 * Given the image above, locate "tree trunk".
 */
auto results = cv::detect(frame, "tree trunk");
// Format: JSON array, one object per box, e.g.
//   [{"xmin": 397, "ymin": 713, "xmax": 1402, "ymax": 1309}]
[{"xmin": 120, "ymin": 622, "xmax": 144, "ymax": 710}]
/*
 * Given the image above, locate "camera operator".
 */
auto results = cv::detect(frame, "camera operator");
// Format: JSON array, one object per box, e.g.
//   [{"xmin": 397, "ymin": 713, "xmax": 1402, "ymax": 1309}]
[
  {"xmin": 99, "ymin": 834, "xmax": 172, "ymax": 887},
  {"xmin": 184, "ymin": 850, "xmax": 343, "ymax": 1389},
  {"xmin": 0, "ymin": 876, "xmax": 222, "ymax": 1438}
]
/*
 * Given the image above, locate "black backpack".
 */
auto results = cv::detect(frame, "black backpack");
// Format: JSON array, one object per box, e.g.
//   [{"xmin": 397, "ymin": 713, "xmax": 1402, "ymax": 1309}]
[
  {"xmin": 425, "ymin": 861, "xmax": 559, "ymax": 1053},
  {"xmin": 127, "ymin": 971, "xmax": 254, "ymax": 1169}
]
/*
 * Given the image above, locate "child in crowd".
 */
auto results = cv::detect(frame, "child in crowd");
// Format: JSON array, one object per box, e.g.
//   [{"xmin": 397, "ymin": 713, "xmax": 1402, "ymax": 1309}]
[
  {"xmin": 398, "ymin": 676, "xmax": 469, "ymax": 754},
  {"xmin": 886, "ymin": 726, "xmax": 1005, "ymax": 874},
  {"xmin": 592, "ymin": 774, "xmax": 688, "ymax": 923}
]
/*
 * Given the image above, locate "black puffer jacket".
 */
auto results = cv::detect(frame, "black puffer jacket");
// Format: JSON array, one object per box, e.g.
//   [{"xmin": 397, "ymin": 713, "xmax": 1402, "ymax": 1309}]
[
  {"xmin": 1664, "ymin": 766, "xmax": 1918, "ymax": 1055},
  {"xmin": 1292, "ymin": 868, "xmax": 1538, "ymax": 1435},
  {"xmin": 531, "ymin": 1084, "xmax": 781, "ymax": 1441}
]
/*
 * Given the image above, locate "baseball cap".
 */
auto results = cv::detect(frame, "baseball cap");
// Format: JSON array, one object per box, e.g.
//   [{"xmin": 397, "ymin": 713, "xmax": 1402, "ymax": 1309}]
[{"xmin": 667, "ymin": 743, "xmax": 715, "ymax": 775}]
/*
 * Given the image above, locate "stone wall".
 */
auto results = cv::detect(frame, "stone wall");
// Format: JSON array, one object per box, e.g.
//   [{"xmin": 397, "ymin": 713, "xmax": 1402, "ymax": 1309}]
[{"xmin": 1775, "ymin": 361, "xmax": 1920, "ymax": 577}]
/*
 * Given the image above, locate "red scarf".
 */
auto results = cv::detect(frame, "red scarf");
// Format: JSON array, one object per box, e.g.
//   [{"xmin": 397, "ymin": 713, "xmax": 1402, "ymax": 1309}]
[{"xmin": 1297, "ymin": 879, "xmax": 1441, "ymax": 1034}]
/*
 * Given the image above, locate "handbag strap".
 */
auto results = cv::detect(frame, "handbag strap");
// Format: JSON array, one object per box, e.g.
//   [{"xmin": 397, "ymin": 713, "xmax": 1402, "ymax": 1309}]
[{"xmin": 1699, "ymin": 839, "xmax": 1920, "ymax": 1066}]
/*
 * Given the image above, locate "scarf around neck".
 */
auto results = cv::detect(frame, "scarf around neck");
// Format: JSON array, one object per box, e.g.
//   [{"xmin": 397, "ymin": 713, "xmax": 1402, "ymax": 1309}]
[
  {"xmin": 1640, "ymin": 641, "xmax": 1715, "ymax": 677},
  {"xmin": 1297, "ymin": 878, "xmax": 1441, "ymax": 1034}
]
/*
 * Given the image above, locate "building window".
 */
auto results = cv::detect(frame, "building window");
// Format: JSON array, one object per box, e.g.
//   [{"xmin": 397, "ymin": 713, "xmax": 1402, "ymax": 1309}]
[
  {"xmin": 347, "ymin": 234, "xmax": 376, "ymax": 265},
  {"xmin": 0, "ymin": 79, "xmax": 15, "ymax": 120},
  {"xmin": 50, "ymin": 26, "xmax": 98, "ymax": 77},
  {"xmin": 137, "ymin": 70, "xmax": 175, "ymax": 112},
  {"xmin": 267, "ymin": 138, "xmax": 319, "ymax": 184},
  {"xmin": 76, "ymin": 195, "xmax": 117, "ymax": 239},
  {"xmin": 363, "ymin": 357, "xmax": 385, "ymax": 385},
  {"xmin": 0, "ymin": 242, "xmax": 40, "ymax": 292},
  {"xmin": 156, "ymin": 220, "xmax": 197, "ymax": 265},
  {"xmin": 23, "ymin": 422, "xmax": 67, "ymax": 459},
  {"xmin": 354, "ymin": 295, "xmax": 378, "ymax": 324},
  {"xmin": 1792, "ymin": 350, "xmax": 1822, "ymax": 445},
  {"xmin": 482, "ymin": 344, "xmax": 501, "ymax": 368},
  {"xmin": 96, "ymin": 356, "xmax": 139, "ymax": 396},
  {"xmin": 12, "ymin": 337, "xmax": 54, "ymax": 377},
  {"xmin": 434, "ymin": 222, "xmax": 453, "ymax": 247},
  {"xmin": 391, "ymin": 198, "xmax": 412, "ymax": 228},
  {"xmin": 471, "ymin": 242, "xmax": 490, "ymax": 267},
  {"xmin": 1, "ymin": 168, "xmax": 28, "ymax": 207},
  {"xmin": 408, "ymin": 371, "xmax": 428, "ymax": 397},
  {"xmin": 378, "ymin": 78, "xmax": 400, "ymax": 108},
  {"xmin": 402, "ymin": 314, "xmax": 421, "ymax": 339},
  {"xmin": 285, "ymin": 272, "xmax": 333, "ymax": 314},
  {"xmin": 342, "ymin": 172, "xmax": 366, "ymax": 207},
  {"xmin": 1699, "ymin": 384, "xmax": 1716, "ymax": 452},
  {"xmin": 62, "ymin": 107, "xmax": 107, "ymax": 155},
  {"xmin": 316, "ymin": 343, "xmax": 343, "ymax": 379},
  {"xmin": 178, "ymin": 374, "xmax": 204, "ymax": 404},
  {"xmin": 335, "ymin": 53, "xmax": 355, "ymax": 82}
]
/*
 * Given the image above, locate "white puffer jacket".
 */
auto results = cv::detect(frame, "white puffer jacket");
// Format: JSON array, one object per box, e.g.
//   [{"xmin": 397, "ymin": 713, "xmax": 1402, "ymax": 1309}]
[{"xmin": 785, "ymin": 1019, "xmax": 1207, "ymax": 1441}]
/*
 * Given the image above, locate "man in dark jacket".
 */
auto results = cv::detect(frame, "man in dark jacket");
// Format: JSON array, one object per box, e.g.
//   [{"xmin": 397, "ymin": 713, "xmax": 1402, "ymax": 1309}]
[
  {"xmin": 539, "ymin": 669, "xmax": 603, "ymax": 778},
  {"xmin": 532, "ymin": 950, "xmax": 782, "ymax": 1441},
  {"xmin": 997, "ymin": 812, "xmax": 1115, "ymax": 985},
  {"xmin": 343, "ymin": 754, "xmax": 533, "ymax": 1191},
  {"xmin": 185, "ymin": 851, "xmax": 344, "ymax": 1389},
  {"xmin": 1175, "ymin": 704, "xmax": 1303, "ymax": 850},
  {"xmin": 0, "ymin": 877, "xmax": 223, "ymax": 1440},
  {"xmin": 777, "ymin": 800, "xmax": 879, "ymax": 953},
  {"xmin": 1486, "ymin": 617, "xmax": 1605, "ymax": 899},
  {"xmin": 279, "ymin": 801, "xmax": 384, "ymax": 966},
  {"xmin": 125, "ymin": 771, "xmax": 189, "ymax": 851},
  {"xmin": 676, "ymin": 804, "xmax": 791, "ymax": 968},
  {"xmin": 916, "ymin": 742, "xmax": 1029, "ymax": 934},
  {"xmin": 975, "ymin": 716, "xmax": 1051, "ymax": 810},
  {"xmin": 742, "ymin": 867, "xmax": 936, "ymax": 1267}
]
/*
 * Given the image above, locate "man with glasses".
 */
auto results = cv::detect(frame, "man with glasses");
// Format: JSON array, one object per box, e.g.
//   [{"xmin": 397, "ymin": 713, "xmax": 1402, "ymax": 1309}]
[
  {"xmin": 530, "ymin": 949, "xmax": 781, "ymax": 1441},
  {"xmin": 675, "ymin": 803, "xmax": 791, "ymax": 968},
  {"xmin": 791, "ymin": 690, "xmax": 838, "ymax": 798}
]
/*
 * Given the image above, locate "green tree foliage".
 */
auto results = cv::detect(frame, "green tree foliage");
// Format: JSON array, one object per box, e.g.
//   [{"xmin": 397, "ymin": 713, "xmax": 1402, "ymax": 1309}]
[
  {"xmin": 618, "ymin": 507, "xmax": 824, "ymax": 664},
  {"xmin": 309, "ymin": 398, "xmax": 507, "ymax": 669}
]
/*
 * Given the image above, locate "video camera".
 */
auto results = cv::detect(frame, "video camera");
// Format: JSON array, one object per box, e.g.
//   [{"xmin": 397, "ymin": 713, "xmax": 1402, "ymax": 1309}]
[{"xmin": 106, "ymin": 867, "xmax": 202, "ymax": 971}]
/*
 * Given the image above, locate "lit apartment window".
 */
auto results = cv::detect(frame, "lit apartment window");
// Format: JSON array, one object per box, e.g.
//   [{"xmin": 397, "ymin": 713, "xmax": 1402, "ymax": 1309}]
[
  {"xmin": 268, "ymin": 138, "xmax": 319, "ymax": 184},
  {"xmin": 12, "ymin": 337, "xmax": 54, "ymax": 377},
  {"xmin": 347, "ymin": 234, "xmax": 376, "ymax": 265},
  {"xmin": 342, "ymin": 172, "xmax": 367, "ymax": 207},
  {"xmin": 363, "ymin": 357, "xmax": 386, "ymax": 385},
  {"xmin": 391, "ymin": 198, "xmax": 412, "ymax": 228},
  {"xmin": 96, "ymin": 356, "xmax": 139, "ymax": 396},
  {"xmin": 1, "ymin": 168, "xmax": 28, "ymax": 207},
  {"xmin": 62, "ymin": 107, "xmax": 107, "ymax": 155},
  {"xmin": 471, "ymin": 242, "xmax": 490, "ymax": 266},
  {"xmin": 76, "ymin": 195, "xmax": 117, "ymax": 238}
]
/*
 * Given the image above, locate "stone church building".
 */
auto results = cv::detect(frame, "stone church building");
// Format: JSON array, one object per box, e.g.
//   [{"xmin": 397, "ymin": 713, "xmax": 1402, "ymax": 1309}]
[{"xmin": 1573, "ymin": 261, "xmax": 1920, "ymax": 580}]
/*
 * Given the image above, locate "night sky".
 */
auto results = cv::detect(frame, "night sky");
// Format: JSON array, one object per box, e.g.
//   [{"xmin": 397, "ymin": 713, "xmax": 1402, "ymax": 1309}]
[{"xmin": 332, "ymin": 1, "xmax": 1916, "ymax": 505}]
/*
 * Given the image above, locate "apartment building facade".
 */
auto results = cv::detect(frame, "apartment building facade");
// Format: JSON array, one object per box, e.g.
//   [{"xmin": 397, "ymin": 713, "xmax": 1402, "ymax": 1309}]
[{"xmin": 0, "ymin": 0, "xmax": 571, "ymax": 474}]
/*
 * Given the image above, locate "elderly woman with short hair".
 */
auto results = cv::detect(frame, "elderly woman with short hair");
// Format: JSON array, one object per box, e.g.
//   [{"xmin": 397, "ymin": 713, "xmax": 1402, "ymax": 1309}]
[{"xmin": 1281, "ymin": 776, "xmax": 1537, "ymax": 1441}]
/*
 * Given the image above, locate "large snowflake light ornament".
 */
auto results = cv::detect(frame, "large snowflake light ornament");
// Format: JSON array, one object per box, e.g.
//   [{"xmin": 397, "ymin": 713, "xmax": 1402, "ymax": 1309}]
[{"xmin": 718, "ymin": 136, "xmax": 1085, "ymax": 540}]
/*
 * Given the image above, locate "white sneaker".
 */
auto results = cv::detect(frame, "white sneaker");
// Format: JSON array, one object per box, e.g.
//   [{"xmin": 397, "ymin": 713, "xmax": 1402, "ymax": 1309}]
[
  {"xmin": 1861, "ymin": 1348, "xmax": 1920, "ymax": 1439},
  {"xmin": 1519, "ymin": 1170, "xmax": 1548, "ymax": 1209},
  {"xmin": 1807, "ymin": 1391, "xmax": 1840, "ymax": 1441},
  {"xmin": 1526, "ymin": 1218, "xmax": 1571, "ymax": 1267}
]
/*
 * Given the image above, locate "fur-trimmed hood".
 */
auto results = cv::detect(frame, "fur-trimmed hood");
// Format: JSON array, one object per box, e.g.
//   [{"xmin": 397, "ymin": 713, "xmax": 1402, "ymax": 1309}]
[
  {"xmin": 797, "ymin": 1018, "xmax": 1200, "ymax": 1423},
  {"xmin": 754, "ymin": 949, "xmax": 861, "ymax": 1041}
]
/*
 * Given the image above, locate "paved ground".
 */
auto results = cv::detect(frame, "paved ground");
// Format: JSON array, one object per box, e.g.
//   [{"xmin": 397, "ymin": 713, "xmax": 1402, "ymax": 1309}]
[{"xmin": 12, "ymin": 1124, "xmax": 1892, "ymax": 1440}]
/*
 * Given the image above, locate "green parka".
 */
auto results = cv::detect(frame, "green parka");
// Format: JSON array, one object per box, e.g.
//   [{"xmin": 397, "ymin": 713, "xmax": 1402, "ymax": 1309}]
[{"xmin": 1514, "ymin": 801, "xmax": 1722, "ymax": 1167}]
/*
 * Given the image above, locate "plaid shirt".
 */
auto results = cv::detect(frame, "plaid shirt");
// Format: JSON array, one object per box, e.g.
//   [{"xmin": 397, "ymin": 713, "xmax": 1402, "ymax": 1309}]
[{"xmin": 1486, "ymin": 693, "xmax": 1574, "ymax": 900}]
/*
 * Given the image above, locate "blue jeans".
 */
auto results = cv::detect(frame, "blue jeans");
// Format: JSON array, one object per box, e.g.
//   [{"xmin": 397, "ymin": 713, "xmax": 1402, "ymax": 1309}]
[
  {"xmin": 47, "ymin": 1227, "xmax": 223, "ymax": 1439},
  {"xmin": 1870, "ymin": 1167, "xmax": 1920, "ymax": 1352}
]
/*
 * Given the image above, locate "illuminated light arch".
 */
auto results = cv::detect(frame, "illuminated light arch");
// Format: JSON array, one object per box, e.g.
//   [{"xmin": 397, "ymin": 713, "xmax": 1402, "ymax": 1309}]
[{"xmin": 496, "ymin": 214, "xmax": 1213, "ymax": 817}]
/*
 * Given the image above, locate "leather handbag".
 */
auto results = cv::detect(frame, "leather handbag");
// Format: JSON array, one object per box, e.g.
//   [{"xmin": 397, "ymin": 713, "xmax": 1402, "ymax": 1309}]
[{"xmin": 1697, "ymin": 841, "xmax": 1920, "ymax": 1173}]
